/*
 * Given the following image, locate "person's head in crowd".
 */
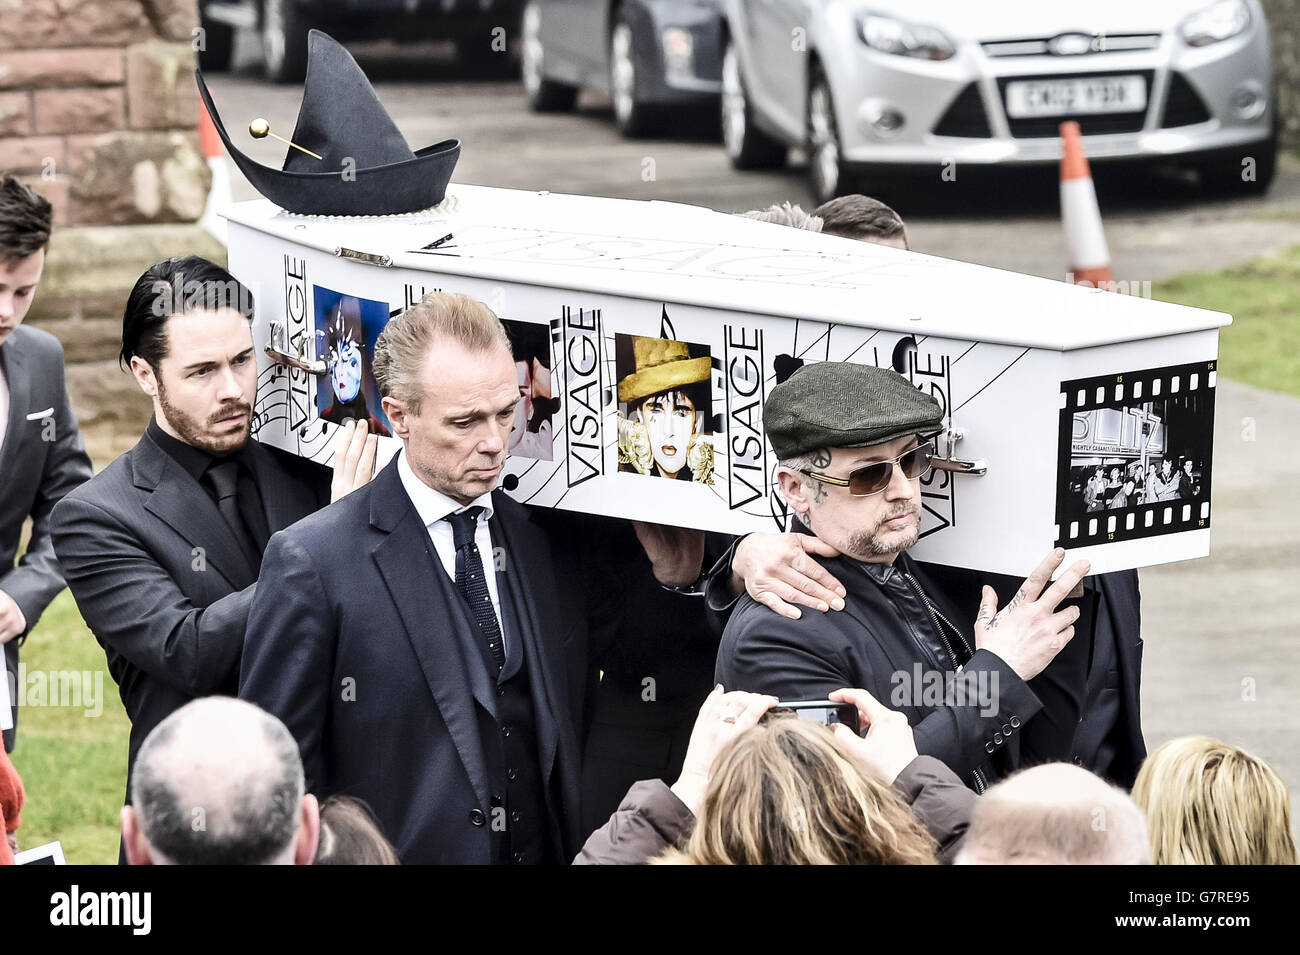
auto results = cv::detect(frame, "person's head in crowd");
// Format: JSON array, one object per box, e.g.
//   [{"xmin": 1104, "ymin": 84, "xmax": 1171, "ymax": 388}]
[
  {"xmin": 121, "ymin": 255, "xmax": 257, "ymax": 455},
  {"xmin": 1132, "ymin": 736, "xmax": 1297, "ymax": 865},
  {"xmin": 662, "ymin": 710, "xmax": 936, "ymax": 865},
  {"xmin": 374, "ymin": 291, "xmax": 517, "ymax": 504},
  {"xmin": 314, "ymin": 795, "xmax": 400, "ymax": 865},
  {"xmin": 1109, "ymin": 467, "xmax": 1120, "ymax": 485},
  {"xmin": 739, "ymin": 202, "xmax": 823, "ymax": 232},
  {"xmin": 0, "ymin": 173, "xmax": 53, "ymax": 348},
  {"xmin": 956, "ymin": 762, "xmax": 1150, "ymax": 865},
  {"xmin": 811, "ymin": 194, "xmax": 909, "ymax": 249},
  {"xmin": 121, "ymin": 697, "xmax": 319, "ymax": 865},
  {"xmin": 767, "ymin": 362, "xmax": 939, "ymax": 565},
  {"xmin": 1161, "ymin": 456, "xmax": 1173, "ymax": 478},
  {"xmin": 1182, "ymin": 460, "xmax": 1195, "ymax": 480}
]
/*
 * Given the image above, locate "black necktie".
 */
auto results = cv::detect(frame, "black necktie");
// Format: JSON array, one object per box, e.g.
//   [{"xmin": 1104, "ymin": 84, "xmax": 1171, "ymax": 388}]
[
  {"xmin": 449, "ymin": 507, "xmax": 505, "ymax": 673},
  {"xmin": 204, "ymin": 460, "xmax": 262, "ymax": 574}
]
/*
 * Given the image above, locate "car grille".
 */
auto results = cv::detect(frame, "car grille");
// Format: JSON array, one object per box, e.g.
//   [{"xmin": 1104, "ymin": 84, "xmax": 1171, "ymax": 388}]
[
  {"xmin": 933, "ymin": 83, "xmax": 993, "ymax": 138},
  {"xmin": 981, "ymin": 33, "xmax": 1161, "ymax": 57},
  {"xmin": 996, "ymin": 69, "xmax": 1155, "ymax": 138},
  {"xmin": 1160, "ymin": 72, "xmax": 1211, "ymax": 127}
]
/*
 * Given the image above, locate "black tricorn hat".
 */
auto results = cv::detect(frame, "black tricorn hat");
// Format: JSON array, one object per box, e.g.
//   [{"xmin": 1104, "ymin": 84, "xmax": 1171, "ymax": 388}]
[{"xmin": 195, "ymin": 30, "xmax": 460, "ymax": 216}]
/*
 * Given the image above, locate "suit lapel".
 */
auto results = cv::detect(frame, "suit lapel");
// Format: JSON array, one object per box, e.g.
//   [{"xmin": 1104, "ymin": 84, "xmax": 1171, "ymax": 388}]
[
  {"xmin": 133, "ymin": 433, "xmax": 258, "ymax": 586},
  {"xmin": 369, "ymin": 460, "xmax": 493, "ymax": 810},
  {"xmin": 0, "ymin": 337, "xmax": 31, "ymax": 478}
]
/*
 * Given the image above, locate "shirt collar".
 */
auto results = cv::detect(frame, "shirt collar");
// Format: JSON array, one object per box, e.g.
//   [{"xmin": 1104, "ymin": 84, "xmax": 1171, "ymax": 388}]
[
  {"xmin": 396, "ymin": 447, "xmax": 496, "ymax": 528},
  {"xmin": 147, "ymin": 415, "xmax": 220, "ymax": 483}
]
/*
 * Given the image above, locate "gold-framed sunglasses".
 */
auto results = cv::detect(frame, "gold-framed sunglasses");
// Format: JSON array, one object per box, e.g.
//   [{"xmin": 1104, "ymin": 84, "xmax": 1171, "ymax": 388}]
[{"xmin": 799, "ymin": 443, "xmax": 934, "ymax": 497}]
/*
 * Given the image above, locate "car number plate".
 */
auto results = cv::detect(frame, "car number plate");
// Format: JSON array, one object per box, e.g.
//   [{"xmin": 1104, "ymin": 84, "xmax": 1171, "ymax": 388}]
[{"xmin": 1005, "ymin": 75, "xmax": 1147, "ymax": 118}]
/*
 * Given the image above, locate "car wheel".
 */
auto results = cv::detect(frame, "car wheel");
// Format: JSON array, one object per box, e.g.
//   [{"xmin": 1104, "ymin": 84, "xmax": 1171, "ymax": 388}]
[
  {"xmin": 197, "ymin": 4, "xmax": 235, "ymax": 72},
  {"xmin": 807, "ymin": 66, "xmax": 848, "ymax": 205},
  {"xmin": 721, "ymin": 36, "xmax": 786, "ymax": 169},
  {"xmin": 522, "ymin": 0, "xmax": 578, "ymax": 112},
  {"xmin": 610, "ymin": 10, "xmax": 657, "ymax": 136},
  {"xmin": 261, "ymin": 0, "xmax": 310, "ymax": 84}
]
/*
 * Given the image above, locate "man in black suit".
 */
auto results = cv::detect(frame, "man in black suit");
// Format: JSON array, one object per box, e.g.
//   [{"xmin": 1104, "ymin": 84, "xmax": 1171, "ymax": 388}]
[
  {"xmin": 240, "ymin": 292, "xmax": 700, "ymax": 864},
  {"xmin": 715, "ymin": 362, "xmax": 1093, "ymax": 792},
  {"xmin": 51, "ymin": 256, "xmax": 375, "ymax": 811},
  {"xmin": 0, "ymin": 174, "xmax": 94, "ymax": 751}
]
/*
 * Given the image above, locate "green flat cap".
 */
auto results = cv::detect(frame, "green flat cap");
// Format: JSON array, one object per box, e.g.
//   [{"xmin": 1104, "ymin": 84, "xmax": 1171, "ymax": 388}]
[{"xmin": 764, "ymin": 362, "xmax": 943, "ymax": 459}]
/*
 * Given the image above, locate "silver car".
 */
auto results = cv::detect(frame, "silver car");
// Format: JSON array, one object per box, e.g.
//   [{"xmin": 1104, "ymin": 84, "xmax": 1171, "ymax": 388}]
[{"xmin": 720, "ymin": 0, "xmax": 1277, "ymax": 203}]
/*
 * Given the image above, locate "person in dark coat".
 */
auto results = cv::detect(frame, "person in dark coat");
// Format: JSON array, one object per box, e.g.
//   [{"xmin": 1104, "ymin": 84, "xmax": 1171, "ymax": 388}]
[
  {"xmin": 239, "ymin": 293, "xmax": 704, "ymax": 864},
  {"xmin": 714, "ymin": 363, "xmax": 1092, "ymax": 793},
  {"xmin": 50, "ymin": 258, "xmax": 371, "ymax": 857},
  {"xmin": 0, "ymin": 174, "xmax": 94, "ymax": 752}
]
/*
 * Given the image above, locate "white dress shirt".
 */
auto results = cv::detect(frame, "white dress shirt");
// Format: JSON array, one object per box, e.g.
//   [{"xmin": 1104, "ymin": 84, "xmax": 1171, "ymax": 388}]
[{"xmin": 396, "ymin": 449, "xmax": 507, "ymax": 654}]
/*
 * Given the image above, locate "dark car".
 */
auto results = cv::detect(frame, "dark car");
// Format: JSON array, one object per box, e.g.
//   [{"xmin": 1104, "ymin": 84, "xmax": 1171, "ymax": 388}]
[
  {"xmin": 199, "ymin": 0, "xmax": 522, "ymax": 82},
  {"xmin": 521, "ymin": 0, "xmax": 723, "ymax": 136}
]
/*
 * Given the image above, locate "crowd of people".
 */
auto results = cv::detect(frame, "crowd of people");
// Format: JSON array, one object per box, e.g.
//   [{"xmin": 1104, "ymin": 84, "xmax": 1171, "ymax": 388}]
[
  {"xmin": 1081, "ymin": 458, "xmax": 1202, "ymax": 512},
  {"xmin": 1, "ymin": 171, "xmax": 1294, "ymax": 866}
]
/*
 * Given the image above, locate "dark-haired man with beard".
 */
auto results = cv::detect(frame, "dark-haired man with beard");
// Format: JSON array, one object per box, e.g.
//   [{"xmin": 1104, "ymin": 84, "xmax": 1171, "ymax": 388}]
[{"xmin": 51, "ymin": 256, "xmax": 375, "ymax": 848}]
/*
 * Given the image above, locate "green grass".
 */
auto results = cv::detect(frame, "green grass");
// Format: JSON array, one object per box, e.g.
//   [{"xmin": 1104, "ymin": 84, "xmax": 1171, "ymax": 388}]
[
  {"xmin": 8, "ymin": 589, "xmax": 129, "ymax": 864},
  {"xmin": 5, "ymin": 244, "xmax": 1297, "ymax": 864},
  {"xmin": 1153, "ymin": 243, "xmax": 1300, "ymax": 398}
]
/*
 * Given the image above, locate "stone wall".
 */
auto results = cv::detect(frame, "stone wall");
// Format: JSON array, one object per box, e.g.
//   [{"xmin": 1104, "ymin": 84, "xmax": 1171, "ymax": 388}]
[
  {"xmin": 1, "ymin": 0, "xmax": 222, "ymax": 456},
  {"xmin": 0, "ymin": 0, "xmax": 211, "ymax": 226}
]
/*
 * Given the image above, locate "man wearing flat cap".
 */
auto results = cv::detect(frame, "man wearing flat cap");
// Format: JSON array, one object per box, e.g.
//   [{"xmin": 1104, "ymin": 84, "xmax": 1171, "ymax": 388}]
[{"xmin": 715, "ymin": 362, "xmax": 1094, "ymax": 792}]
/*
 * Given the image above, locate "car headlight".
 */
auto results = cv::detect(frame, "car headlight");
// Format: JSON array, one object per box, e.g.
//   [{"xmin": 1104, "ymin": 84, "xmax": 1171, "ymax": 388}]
[
  {"xmin": 1181, "ymin": 0, "xmax": 1250, "ymax": 47},
  {"xmin": 856, "ymin": 11, "xmax": 955, "ymax": 61}
]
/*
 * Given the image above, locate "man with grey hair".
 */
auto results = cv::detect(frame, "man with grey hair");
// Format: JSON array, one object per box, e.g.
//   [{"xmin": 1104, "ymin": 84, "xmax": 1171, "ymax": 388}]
[
  {"xmin": 120, "ymin": 696, "xmax": 319, "ymax": 865},
  {"xmin": 738, "ymin": 202, "xmax": 823, "ymax": 231},
  {"xmin": 956, "ymin": 762, "xmax": 1151, "ymax": 864},
  {"xmin": 240, "ymin": 291, "xmax": 704, "ymax": 864}
]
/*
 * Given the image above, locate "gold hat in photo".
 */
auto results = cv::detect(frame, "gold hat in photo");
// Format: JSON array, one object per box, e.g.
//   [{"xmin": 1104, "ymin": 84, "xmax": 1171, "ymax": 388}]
[{"xmin": 618, "ymin": 336, "xmax": 711, "ymax": 404}]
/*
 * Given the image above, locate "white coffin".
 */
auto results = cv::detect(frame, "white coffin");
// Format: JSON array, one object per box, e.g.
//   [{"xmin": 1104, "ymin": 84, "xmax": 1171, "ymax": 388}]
[{"xmin": 225, "ymin": 185, "xmax": 1229, "ymax": 577}]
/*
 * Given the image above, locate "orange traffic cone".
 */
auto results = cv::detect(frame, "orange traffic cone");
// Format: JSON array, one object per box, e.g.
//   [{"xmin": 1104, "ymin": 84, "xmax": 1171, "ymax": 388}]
[
  {"xmin": 199, "ymin": 94, "xmax": 231, "ymax": 245},
  {"xmin": 1060, "ymin": 120, "xmax": 1112, "ymax": 288}
]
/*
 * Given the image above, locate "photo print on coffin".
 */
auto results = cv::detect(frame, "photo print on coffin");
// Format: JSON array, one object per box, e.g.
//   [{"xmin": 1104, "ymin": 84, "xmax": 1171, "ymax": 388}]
[
  {"xmin": 616, "ymin": 333, "xmax": 715, "ymax": 485},
  {"xmin": 1055, "ymin": 360, "xmax": 1215, "ymax": 548},
  {"xmin": 314, "ymin": 287, "xmax": 392, "ymax": 436},
  {"xmin": 502, "ymin": 318, "xmax": 558, "ymax": 462}
]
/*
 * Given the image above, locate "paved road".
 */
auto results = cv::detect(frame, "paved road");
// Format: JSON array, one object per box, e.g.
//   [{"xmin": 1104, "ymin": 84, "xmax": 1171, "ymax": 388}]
[{"xmin": 208, "ymin": 40, "xmax": 1300, "ymax": 801}]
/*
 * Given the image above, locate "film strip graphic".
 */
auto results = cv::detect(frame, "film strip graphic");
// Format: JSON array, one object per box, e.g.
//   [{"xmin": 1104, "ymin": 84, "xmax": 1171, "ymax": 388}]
[{"xmin": 1054, "ymin": 360, "xmax": 1216, "ymax": 548}]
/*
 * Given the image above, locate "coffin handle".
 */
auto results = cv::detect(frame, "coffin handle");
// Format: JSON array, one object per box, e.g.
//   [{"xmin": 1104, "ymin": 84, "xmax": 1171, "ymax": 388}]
[
  {"xmin": 264, "ymin": 320, "xmax": 327, "ymax": 376},
  {"xmin": 930, "ymin": 427, "xmax": 987, "ymax": 475}
]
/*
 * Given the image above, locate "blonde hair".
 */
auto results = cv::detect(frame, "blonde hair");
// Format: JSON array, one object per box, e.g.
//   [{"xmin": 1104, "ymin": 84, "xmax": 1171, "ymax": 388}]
[
  {"xmin": 656, "ymin": 713, "xmax": 936, "ymax": 865},
  {"xmin": 373, "ymin": 291, "xmax": 510, "ymax": 414},
  {"xmin": 1132, "ymin": 736, "xmax": 1298, "ymax": 865}
]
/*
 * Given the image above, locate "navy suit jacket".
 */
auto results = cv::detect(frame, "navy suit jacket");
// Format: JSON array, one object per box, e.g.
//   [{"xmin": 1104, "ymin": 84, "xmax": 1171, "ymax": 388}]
[{"xmin": 239, "ymin": 458, "xmax": 599, "ymax": 864}]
